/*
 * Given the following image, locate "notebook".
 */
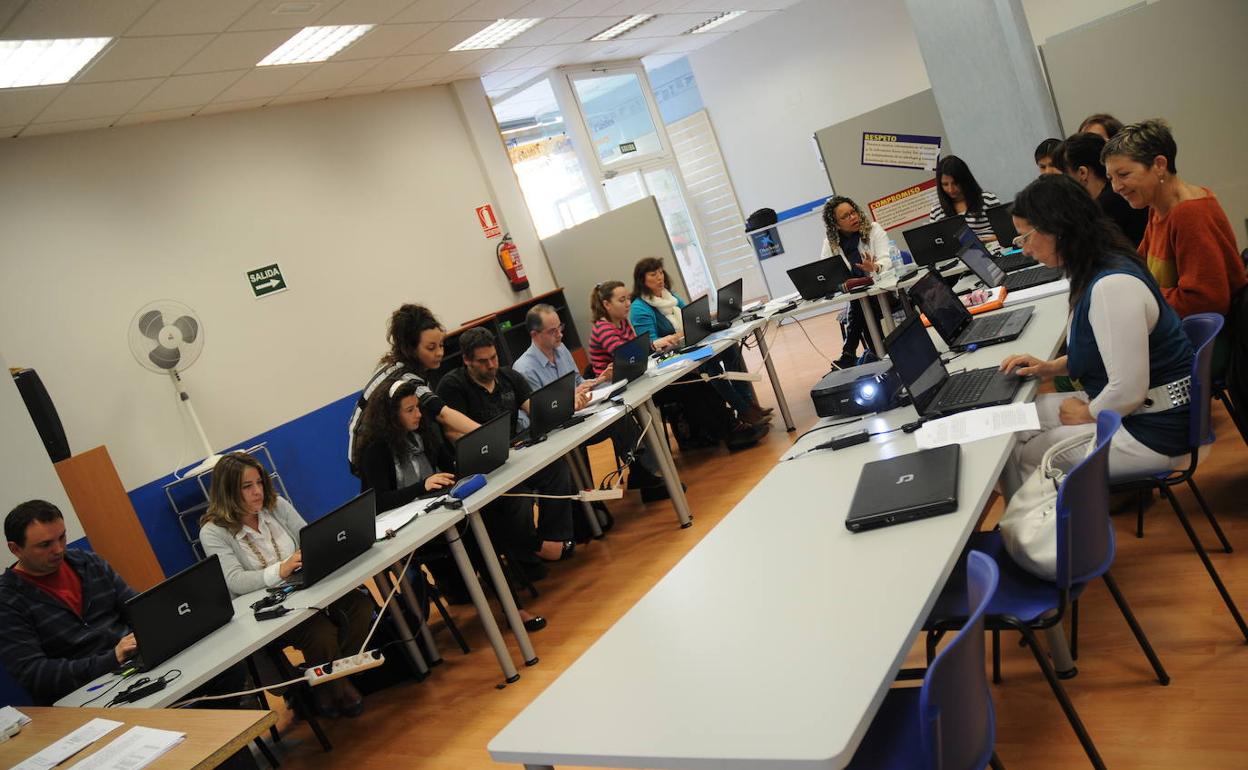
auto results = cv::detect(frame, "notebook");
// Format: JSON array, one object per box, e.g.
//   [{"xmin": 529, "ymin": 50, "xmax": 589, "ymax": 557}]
[{"xmin": 845, "ymin": 445, "xmax": 961, "ymax": 532}]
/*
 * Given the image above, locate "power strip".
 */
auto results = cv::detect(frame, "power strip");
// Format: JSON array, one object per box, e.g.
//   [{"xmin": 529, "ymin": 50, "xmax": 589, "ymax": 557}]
[
  {"xmin": 578, "ymin": 488, "xmax": 624, "ymax": 502},
  {"xmin": 304, "ymin": 650, "xmax": 385, "ymax": 685}
]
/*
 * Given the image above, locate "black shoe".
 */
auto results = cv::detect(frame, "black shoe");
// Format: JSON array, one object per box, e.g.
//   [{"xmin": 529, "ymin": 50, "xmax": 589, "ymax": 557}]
[
  {"xmin": 641, "ymin": 484, "xmax": 671, "ymax": 502},
  {"xmin": 832, "ymin": 354, "xmax": 857, "ymax": 370},
  {"xmin": 724, "ymin": 421, "xmax": 767, "ymax": 451},
  {"xmin": 523, "ymin": 615, "xmax": 548, "ymax": 633}
]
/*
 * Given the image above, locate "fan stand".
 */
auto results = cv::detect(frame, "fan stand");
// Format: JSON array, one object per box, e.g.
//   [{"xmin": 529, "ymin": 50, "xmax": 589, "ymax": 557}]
[{"xmin": 168, "ymin": 370, "xmax": 222, "ymax": 477}]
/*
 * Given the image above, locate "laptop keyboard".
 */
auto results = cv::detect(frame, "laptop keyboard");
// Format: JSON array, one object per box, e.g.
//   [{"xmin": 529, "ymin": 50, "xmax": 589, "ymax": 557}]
[
  {"xmin": 967, "ymin": 313, "xmax": 1010, "ymax": 340},
  {"xmin": 1002, "ymin": 266, "xmax": 1063, "ymax": 292},
  {"xmin": 995, "ymin": 253, "xmax": 1037, "ymax": 272},
  {"xmin": 939, "ymin": 367, "xmax": 999, "ymax": 408}
]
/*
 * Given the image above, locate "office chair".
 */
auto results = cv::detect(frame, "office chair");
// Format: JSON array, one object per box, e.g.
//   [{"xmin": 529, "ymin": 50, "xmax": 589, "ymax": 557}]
[
  {"xmin": 847, "ymin": 551, "xmax": 1003, "ymax": 770},
  {"xmin": 1110, "ymin": 313, "xmax": 1248, "ymax": 642}
]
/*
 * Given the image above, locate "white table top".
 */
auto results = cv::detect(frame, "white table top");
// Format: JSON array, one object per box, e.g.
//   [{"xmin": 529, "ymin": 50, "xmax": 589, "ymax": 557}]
[{"xmin": 489, "ymin": 293, "xmax": 1070, "ymax": 769}]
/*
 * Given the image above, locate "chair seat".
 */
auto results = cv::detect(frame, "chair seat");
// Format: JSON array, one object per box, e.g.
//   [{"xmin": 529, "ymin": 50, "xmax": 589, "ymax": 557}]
[
  {"xmin": 927, "ymin": 532, "xmax": 1086, "ymax": 627},
  {"xmin": 844, "ymin": 687, "xmax": 925, "ymax": 770}
]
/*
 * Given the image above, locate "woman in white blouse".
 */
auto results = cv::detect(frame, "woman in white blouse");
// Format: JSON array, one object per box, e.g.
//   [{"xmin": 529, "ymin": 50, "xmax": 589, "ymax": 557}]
[{"xmin": 200, "ymin": 452, "xmax": 374, "ymax": 718}]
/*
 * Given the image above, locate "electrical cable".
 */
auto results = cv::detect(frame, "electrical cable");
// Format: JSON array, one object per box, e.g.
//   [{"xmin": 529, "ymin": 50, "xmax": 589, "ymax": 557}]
[{"xmin": 172, "ymin": 675, "xmax": 303, "ymax": 709}]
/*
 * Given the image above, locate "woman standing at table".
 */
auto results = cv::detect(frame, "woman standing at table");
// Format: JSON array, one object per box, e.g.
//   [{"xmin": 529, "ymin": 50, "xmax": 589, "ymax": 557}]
[
  {"xmin": 929, "ymin": 155, "xmax": 1003, "ymax": 252},
  {"xmin": 820, "ymin": 195, "xmax": 888, "ymax": 369},
  {"xmin": 998, "ymin": 174, "xmax": 1193, "ymax": 497},
  {"xmin": 200, "ymin": 452, "xmax": 374, "ymax": 718}
]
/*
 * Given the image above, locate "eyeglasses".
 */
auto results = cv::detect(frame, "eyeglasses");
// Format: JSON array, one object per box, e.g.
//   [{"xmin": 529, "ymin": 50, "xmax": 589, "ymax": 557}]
[
  {"xmin": 1012, "ymin": 228, "xmax": 1037, "ymax": 249},
  {"xmin": 542, "ymin": 323, "xmax": 565, "ymax": 336}
]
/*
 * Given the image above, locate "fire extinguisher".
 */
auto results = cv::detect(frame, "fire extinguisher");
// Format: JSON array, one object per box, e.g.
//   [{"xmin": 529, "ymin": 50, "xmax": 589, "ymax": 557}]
[{"xmin": 496, "ymin": 233, "xmax": 529, "ymax": 292}]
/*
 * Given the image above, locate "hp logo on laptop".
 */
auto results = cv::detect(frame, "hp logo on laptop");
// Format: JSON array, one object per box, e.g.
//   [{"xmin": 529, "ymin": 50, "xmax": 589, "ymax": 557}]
[
  {"xmin": 896, "ymin": 473, "xmax": 915, "ymax": 485},
  {"xmin": 550, "ymin": 399, "xmax": 558, "ymax": 409},
  {"xmin": 816, "ymin": 274, "xmax": 827, "ymax": 281},
  {"xmin": 336, "ymin": 530, "xmax": 347, "ymax": 542},
  {"xmin": 481, "ymin": 446, "xmax": 490, "ymax": 455},
  {"xmin": 177, "ymin": 602, "xmax": 191, "ymax": 616},
  {"xmin": 934, "ymin": 237, "xmax": 946, "ymax": 245}
]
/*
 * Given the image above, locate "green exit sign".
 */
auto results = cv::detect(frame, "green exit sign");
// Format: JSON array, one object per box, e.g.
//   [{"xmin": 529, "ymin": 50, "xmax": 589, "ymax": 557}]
[{"xmin": 247, "ymin": 263, "xmax": 288, "ymax": 298}]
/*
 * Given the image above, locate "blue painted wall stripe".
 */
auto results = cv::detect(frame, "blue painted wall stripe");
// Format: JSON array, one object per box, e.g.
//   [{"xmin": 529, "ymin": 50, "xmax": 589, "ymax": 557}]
[{"xmin": 776, "ymin": 197, "xmax": 831, "ymax": 223}]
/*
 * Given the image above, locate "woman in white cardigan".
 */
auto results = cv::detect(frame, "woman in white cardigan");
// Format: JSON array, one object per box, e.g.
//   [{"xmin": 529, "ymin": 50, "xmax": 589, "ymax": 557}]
[
  {"xmin": 200, "ymin": 452, "xmax": 374, "ymax": 718},
  {"xmin": 819, "ymin": 195, "xmax": 890, "ymax": 368}
]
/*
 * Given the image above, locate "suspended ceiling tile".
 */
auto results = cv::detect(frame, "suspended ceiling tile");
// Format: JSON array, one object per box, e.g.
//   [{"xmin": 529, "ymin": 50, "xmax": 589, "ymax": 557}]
[
  {"xmin": 284, "ymin": 58, "xmax": 382, "ymax": 92},
  {"xmin": 331, "ymin": 82, "xmax": 389, "ymax": 97},
  {"xmin": 557, "ymin": 0, "xmax": 618, "ymax": 17},
  {"xmin": 515, "ymin": 0, "xmax": 578, "ymax": 17},
  {"xmin": 212, "ymin": 64, "xmax": 319, "ymax": 102},
  {"xmin": 132, "ymin": 71, "xmax": 246, "ymax": 111},
  {"xmin": 316, "ymin": 0, "xmax": 419, "ymax": 25},
  {"xmin": 648, "ymin": 28, "xmax": 725, "ymax": 52},
  {"xmin": 127, "ymin": 0, "xmax": 257, "ymax": 36},
  {"xmin": 499, "ymin": 42, "xmax": 573, "ymax": 69},
  {"xmin": 76, "ymin": 35, "xmax": 216, "ymax": 83},
  {"xmin": 605, "ymin": 0, "xmax": 663, "ymax": 12},
  {"xmin": 227, "ymin": 0, "xmax": 340, "ymax": 31},
  {"xmin": 454, "ymin": 0, "xmax": 531, "ymax": 21},
  {"xmin": 176, "ymin": 29, "xmax": 296, "ymax": 74},
  {"xmin": 197, "ymin": 97, "xmax": 274, "ymax": 115},
  {"xmin": 389, "ymin": 0, "xmax": 479, "ymax": 24},
  {"xmin": 461, "ymin": 45, "xmax": 532, "ymax": 73},
  {"xmin": 547, "ymin": 16, "xmax": 612, "ymax": 43},
  {"xmin": 22, "ymin": 116, "xmax": 119, "ymax": 137},
  {"xmin": 407, "ymin": 49, "xmax": 487, "ymax": 78},
  {"xmin": 399, "ymin": 20, "xmax": 492, "ymax": 53},
  {"xmin": 331, "ymin": 22, "xmax": 438, "ymax": 59},
  {"xmin": 38, "ymin": 78, "xmax": 163, "ymax": 122},
  {"xmin": 626, "ymin": 12, "xmax": 707, "ymax": 36},
  {"xmin": 114, "ymin": 106, "xmax": 198, "ymax": 126},
  {"xmin": 391, "ymin": 77, "xmax": 441, "ymax": 89},
  {"xmin": 268, "ymin": 88, "xmax": 337, "ymax": 104},
  {"xmin": 506, "ymin": 17, "xmax": 584, "ymax": 46},
  {"xmin": 3, "ymin": 0, "xmax": 158, "ymax": 38},
  {"xmin": 0, "ymin": 86, "xmax": 64, "ymax": 126},
  {"xmin": 346, "ymin": 53, "xmax": 440, "ymax": 85},
  {"xmin": 1, "ymin": 125, "xmax": 24, "ymax": 139}
]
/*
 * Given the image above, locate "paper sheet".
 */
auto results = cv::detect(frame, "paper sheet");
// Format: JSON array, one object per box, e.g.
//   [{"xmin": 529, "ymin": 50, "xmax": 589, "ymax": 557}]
[
  {"xmin": 1, "ymin": 705, "xmax": 31, "ymax": 731},
  {"xmin": 11, "ymin": 718, "xmax": 122, "ymax": 770},
  {"xmin": 67, "ymin": 726, "xmax": 185, "ymax": 770},
  {"xmin": 914, "ymin": 403, "xmax": 1040, "ymax": 449},
  {"xmin": 375, "ymin": 495, "xmax": 447, "ymax": 540},
  {"xmin": 578, "ymin": 380, "xmax": 627, "ymax": 413}
]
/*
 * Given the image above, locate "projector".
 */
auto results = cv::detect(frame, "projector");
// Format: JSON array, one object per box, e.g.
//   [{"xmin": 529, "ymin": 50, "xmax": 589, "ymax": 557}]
[{"xmin": 810, "ymin": 359, "xmax": 906, "ymax": 417}]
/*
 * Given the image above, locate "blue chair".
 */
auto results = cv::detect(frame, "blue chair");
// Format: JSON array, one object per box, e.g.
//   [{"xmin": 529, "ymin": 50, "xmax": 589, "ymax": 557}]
[
  {"xmin": 925, "ymin": 411, "xmax": 1167, "ymax": 770},
  {"xmin": 847, "ymin": 551, "xmax": 1003, "ymax": 770},
  {"xmin": 1110, "ymin": 313, "xmax": 1248, "ymax": 641}
]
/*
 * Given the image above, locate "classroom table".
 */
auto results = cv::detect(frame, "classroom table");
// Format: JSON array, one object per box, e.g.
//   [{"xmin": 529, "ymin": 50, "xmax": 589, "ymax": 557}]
[
  {"xmin": 488, "ymin": 293, "xmax": 1069, "ymax": 769},
  {"xmin": 0, "ymin": 707, "xmax": 276, "ymax": 770}
]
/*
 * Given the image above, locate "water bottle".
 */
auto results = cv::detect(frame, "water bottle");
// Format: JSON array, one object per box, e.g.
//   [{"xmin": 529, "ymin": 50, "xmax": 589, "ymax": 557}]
[
  {"xmin": 874, "ymin": 242, "xmax": 895, "ymax": 285},
  {"xmin": 889, "ymin": 239, "xmax": 909, "ymax": 267}
]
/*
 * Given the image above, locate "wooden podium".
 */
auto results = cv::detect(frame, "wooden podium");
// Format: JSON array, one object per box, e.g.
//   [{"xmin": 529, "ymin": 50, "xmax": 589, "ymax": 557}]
[{"xmin": 55, "ymin": 446, "xmax": 165, "ymax": 591}]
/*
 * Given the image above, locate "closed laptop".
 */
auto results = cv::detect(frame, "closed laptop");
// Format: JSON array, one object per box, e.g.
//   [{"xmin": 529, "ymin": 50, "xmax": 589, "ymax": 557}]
[{"xmin": 845, "ymin": 445, "xmax": 960, "ymax": 532}]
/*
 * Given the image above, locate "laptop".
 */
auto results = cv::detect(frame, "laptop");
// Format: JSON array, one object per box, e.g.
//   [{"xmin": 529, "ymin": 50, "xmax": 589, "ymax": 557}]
[
  {"xmin": 884, "ymin": 312, "xmax": 1023, "ymax": 417},
  {"xmin": 515, "ymin": 372, "xmax": 584, "ymax": 446},
  {"xmin": 124, "ymin": 555, "xmax": 234, "ymax": 671},
  {"xmin": 954, "ymin": 225, "xmax": 1063, "ymax": 293},
  {"xmin": 612, "ymin": 333, "xmax": 651, "ymax": 384},
  {"xmin": 786, "ymin": 257, "xmax": 852, "ymax": 301},
  {"xmin": 845, "ymin": 445, "xmax": 961, "ymax": 532},
  {"xmin": 907, "ymin": 271, "xmax": 1034, "ymax": 351},
  {"xmin": 456, "ymin": 411, "xmax": 510, "ymax": 476},
  {"xmin": 983, "ymin": 204, "xmax": 1037, "ymax": 272},
  {"xmin": 710, "ymin": 278, "xmax": 744, "ymax": 330},
  {"xmin": 679, "ymin": 294, "xmax": 715, "ymax": 349},
  {"xmin": 286, "ymin": 489, "xmax": 376, "ymax": 589},
  {"xmin": 901, "ymin": 217, "xmax": 965, "ymax": 269}
]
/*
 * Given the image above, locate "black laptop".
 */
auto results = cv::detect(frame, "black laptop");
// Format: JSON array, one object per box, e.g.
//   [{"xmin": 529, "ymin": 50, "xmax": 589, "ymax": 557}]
[
  {"xmin": 955, "ymin": 225, "xmax": 1063, "ymax": 293},
  {"xmin": 901, "ymin": 217, "xmax": 965, "ymax": 269},
  {"xmin": 612, "ymin": 333, "xmax": 650, "ymax": 384},
  {"xmin": 710, "ymin": 278, "xmax": 744, "ymax": 330},
  {"xmin": 845, "ymin": 445, "xmax": 961, "ymax": 532},
  {"xmin": 124, "ymin": 555, "xmax": 234, "ymax": 671},
  {"xmin": 907, "ymin": 271, "xmax": 1033, "ymax": 351},
  {"xmin": 884, "ymin": 312, "xmax": 1023, "ymax": 418},
  {"xmin": 679, "ymin": 294, "xmax": 715, "ymax": 349},
  {"xmin": 983, "ymin": 204, "xmax": 1037, "ymax": 272},
  {"xmin": 515, "ymin": 371, "xmax": 583, "ymax": 446},
  {"xmin": 286, "ymin": 489, "xmax": 376, "ymax": 589},
  {"xmin": 456, "ymin": 411, "xmax": 510, "ymax": 476},
  {"xmin": 786, "ymin": 257, "xmax": 852, "ymax": 301}
]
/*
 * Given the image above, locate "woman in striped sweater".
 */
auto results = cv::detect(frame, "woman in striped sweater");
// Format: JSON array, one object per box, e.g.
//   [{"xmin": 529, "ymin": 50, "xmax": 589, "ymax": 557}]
[{"xmin": 929, "ymin": 155, "xmax": 1002, "ymax": 253}]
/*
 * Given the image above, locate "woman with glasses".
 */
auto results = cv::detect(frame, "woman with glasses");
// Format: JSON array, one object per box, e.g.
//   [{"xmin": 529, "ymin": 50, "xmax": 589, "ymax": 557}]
[
  {"xmin": 929, "ymin": 155, "xmax": 1003, "ymax": 253},
  {"xmin": 820, "ymin": 195, "xmax": 889, "ymax": 369},
  {"xmin": 997, "ymin": 174, "xmax": 1194, "ymax": 497}
]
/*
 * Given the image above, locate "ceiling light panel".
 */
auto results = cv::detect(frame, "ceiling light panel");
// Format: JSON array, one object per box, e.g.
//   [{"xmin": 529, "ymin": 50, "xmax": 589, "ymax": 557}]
[
  {"xmin": 257, "ymin": 25, "xmax": 374, "ymax": 66},
  {"xmin": 590, "ymin": 14, "xmax": 655, "ymax": 41},
  {"xmin": 687, "ymin": 10, "xmax": 746, "ymax": 34},
  {"xmin": 0, "ymin": 37, "xmax": 111, "ymax": 88},
  {"xmin": 450, "ymin": 19, "xmax": 542, "ymax": 50}
]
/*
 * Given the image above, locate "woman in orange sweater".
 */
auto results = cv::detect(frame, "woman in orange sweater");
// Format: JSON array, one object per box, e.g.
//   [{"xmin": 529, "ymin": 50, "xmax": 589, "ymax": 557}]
[{"xmin": 1102, "ymin": 119, "xmax": 1245, "ymax": 320}]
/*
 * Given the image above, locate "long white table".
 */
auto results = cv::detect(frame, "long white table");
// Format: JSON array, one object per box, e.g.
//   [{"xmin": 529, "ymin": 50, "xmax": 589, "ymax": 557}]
[{"xmin": 489, "ymin": 293, "xmax": 1069, "ymax": 769}]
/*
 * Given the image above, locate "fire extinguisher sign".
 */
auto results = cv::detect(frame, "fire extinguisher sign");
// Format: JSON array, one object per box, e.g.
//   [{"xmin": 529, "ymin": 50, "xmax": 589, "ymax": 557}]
[{"xmin": 476, "ymin": 204, "xmax": 502, "ymax": 239}]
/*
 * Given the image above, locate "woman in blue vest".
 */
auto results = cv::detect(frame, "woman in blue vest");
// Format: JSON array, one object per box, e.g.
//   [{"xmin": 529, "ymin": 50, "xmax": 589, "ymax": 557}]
[{"xmin": 998, "ymin": 174, "xmax": 1193, "ymax": 497}]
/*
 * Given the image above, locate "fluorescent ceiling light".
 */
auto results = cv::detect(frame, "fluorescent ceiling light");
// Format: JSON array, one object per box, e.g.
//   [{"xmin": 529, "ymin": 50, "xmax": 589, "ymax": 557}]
[
  {"xmin": 686, "ymin": 10, "xmax": 746, "ymax": 34},
  {"xmin": 0, "ymin": 37, "xmax": 111, "ymax": 88},
  {"xmin": 257, "ymin": 25, "xmax": 374, "ymax": 66},
  {"xmin": 590, "ymin": 15, "xmax": 656, "ymax": 42},
  {"xmin": 451, "ymin": 19, "xmax": 542, "ymax": 51}
]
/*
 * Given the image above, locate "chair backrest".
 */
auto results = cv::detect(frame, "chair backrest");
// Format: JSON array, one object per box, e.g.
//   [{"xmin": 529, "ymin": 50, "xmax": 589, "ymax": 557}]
[
  {"xmin": 1181, "ymin": 313, "xmax": 1224, "ymax": 447},
  {"xmin": 919, "ymin": 550, "xmax": 1000, "ymax": 770},
  {"xmin": 1056, "ymin": 410, "xmax": 1122, "ymax": 588}
]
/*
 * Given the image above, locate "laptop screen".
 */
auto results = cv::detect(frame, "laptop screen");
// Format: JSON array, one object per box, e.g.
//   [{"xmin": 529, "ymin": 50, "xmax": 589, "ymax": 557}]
[
  {"xmin": 786, "ymin": 257, "xmax": 850, "ymax": 300},
  {"xmin": 457, "ymin": 411, "xmax": 510, "ymax": 475},
  {"xmin": 908, "ymin": 272, "xmax": 970, "ymax": 343},
  {"xmin": 885, "ymin": 314, "xmax": 948, "ymax": 412},
  {"xmin": 985, "ymin": 203, "xmax": 1018, "ymax": 243},
  {"xmin": 716, "ymin": 279, "xmax": 743, "ymax": 324},
  {"xmin": 901, "ymin": 217, "xmax": 964, "ymax": 267},
  {"xmin": 613, "ymin": 333, "xmax": 650, "ymax": 383},
  {"xmin": 681, "ymin": 295, "xmax": 712, "ymax": 346},
  {"xmin": 955, "ymin": 225, "xmax": 1006, "ymax": 287}
]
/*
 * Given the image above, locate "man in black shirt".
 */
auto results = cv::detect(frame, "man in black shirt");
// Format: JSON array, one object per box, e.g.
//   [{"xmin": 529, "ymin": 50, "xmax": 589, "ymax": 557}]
[{"xmin": 438, "ymin": 328, "xmax": 577, "ymax": 561}]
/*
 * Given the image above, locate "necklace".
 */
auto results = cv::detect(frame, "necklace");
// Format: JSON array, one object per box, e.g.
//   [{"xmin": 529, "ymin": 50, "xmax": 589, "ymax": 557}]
[{"xmin": 239, "ymin": 513, "xmax": 282, "ymax": 568}]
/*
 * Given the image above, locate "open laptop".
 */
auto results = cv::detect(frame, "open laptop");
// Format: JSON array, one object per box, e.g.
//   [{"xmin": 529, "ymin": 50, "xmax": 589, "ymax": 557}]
[
  {"xmin": 786, "ymin": 257, "xmax": 852, "ymax": 301},
  {"xmin": 983, "ymin": 204, "xmax": 1037, "ymax": 272},
  {"xmin": 456, "ymin": 411, "xmax": 510, "ymax": 476},
  {"xmin": 515, "ymin": 372, "xmax": 584, "ymax": 446},
  {"xmin": 709, "ymin": 278, "xmax": 744, "ymax": 330},
  {"xmin": 124, "ymin": 555, "xmax": 234, "ymax": 671},
  {"xmin": 955, "ymin": 224, "xmax": 1063, "ymax": 293},
  {"xmin": 286, "ymin": 489, "xmax": 376, "ymax": 589},
  {"xmin": 901, "ymin": 217, "xmax": 965, "ymax": 269},
  {"xmin": 907, "ymin": 271, "xmax": 1034, "ymax": 351},
  {"xmin": 845, "ymin": 445, "xmax": 961, "ymax": 532},
  {"xmin": 612, "ymin": 333, "xmax": 651, "ymax": 384},
  {"xmin": 884, "ymin": 312, "xmax": 1023, "ymax": 418},
  {"xmin": 679, "ymin": 294, "xmax": 715, "ymax": 350}
]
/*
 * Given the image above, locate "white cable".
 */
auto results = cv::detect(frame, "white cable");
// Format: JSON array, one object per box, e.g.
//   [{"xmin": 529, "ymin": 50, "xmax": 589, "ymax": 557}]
[
  {"xmin": 172, "ymin": 675, "xmax": 305, "ymax": 708},
  {"xmin": 358, "ymin": 547, "xmax": 419, "ymax": 654}
]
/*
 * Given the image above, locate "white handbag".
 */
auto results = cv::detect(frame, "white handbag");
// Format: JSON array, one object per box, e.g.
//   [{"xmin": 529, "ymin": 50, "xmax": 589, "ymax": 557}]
[{"xmin": 999, "ymin": 433, "xmax": 1096, "ymax": 580}]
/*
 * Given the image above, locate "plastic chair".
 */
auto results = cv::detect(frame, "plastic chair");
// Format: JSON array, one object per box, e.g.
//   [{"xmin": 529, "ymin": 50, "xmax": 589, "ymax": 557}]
[
  {"xmin": 846, "ymin": 551, "xmax": 1004, "ymax": 770},
  {"xmin": 1110, "ymin": 313, "xmax": 1248, "ymax": 641},
  {"xmin": 926, "ymin": 411, "xmax": 1167, "ymax": 770}
]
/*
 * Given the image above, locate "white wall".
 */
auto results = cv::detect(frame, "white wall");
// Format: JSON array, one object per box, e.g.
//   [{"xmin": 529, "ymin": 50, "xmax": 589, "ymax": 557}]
[
  {"xmin": 1021, "ymin": 0, "xmax": 1146, "ymax": 44},
  {"xmin": 0, "ymin": 86, "xmax": 552, "ymax": 491}
]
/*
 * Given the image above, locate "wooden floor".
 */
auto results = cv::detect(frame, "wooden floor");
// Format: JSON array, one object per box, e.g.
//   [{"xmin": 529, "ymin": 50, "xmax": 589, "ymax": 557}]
[{"xmin": 272, "ymin": 311, "xmax": 1248, "ymax": 770}]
